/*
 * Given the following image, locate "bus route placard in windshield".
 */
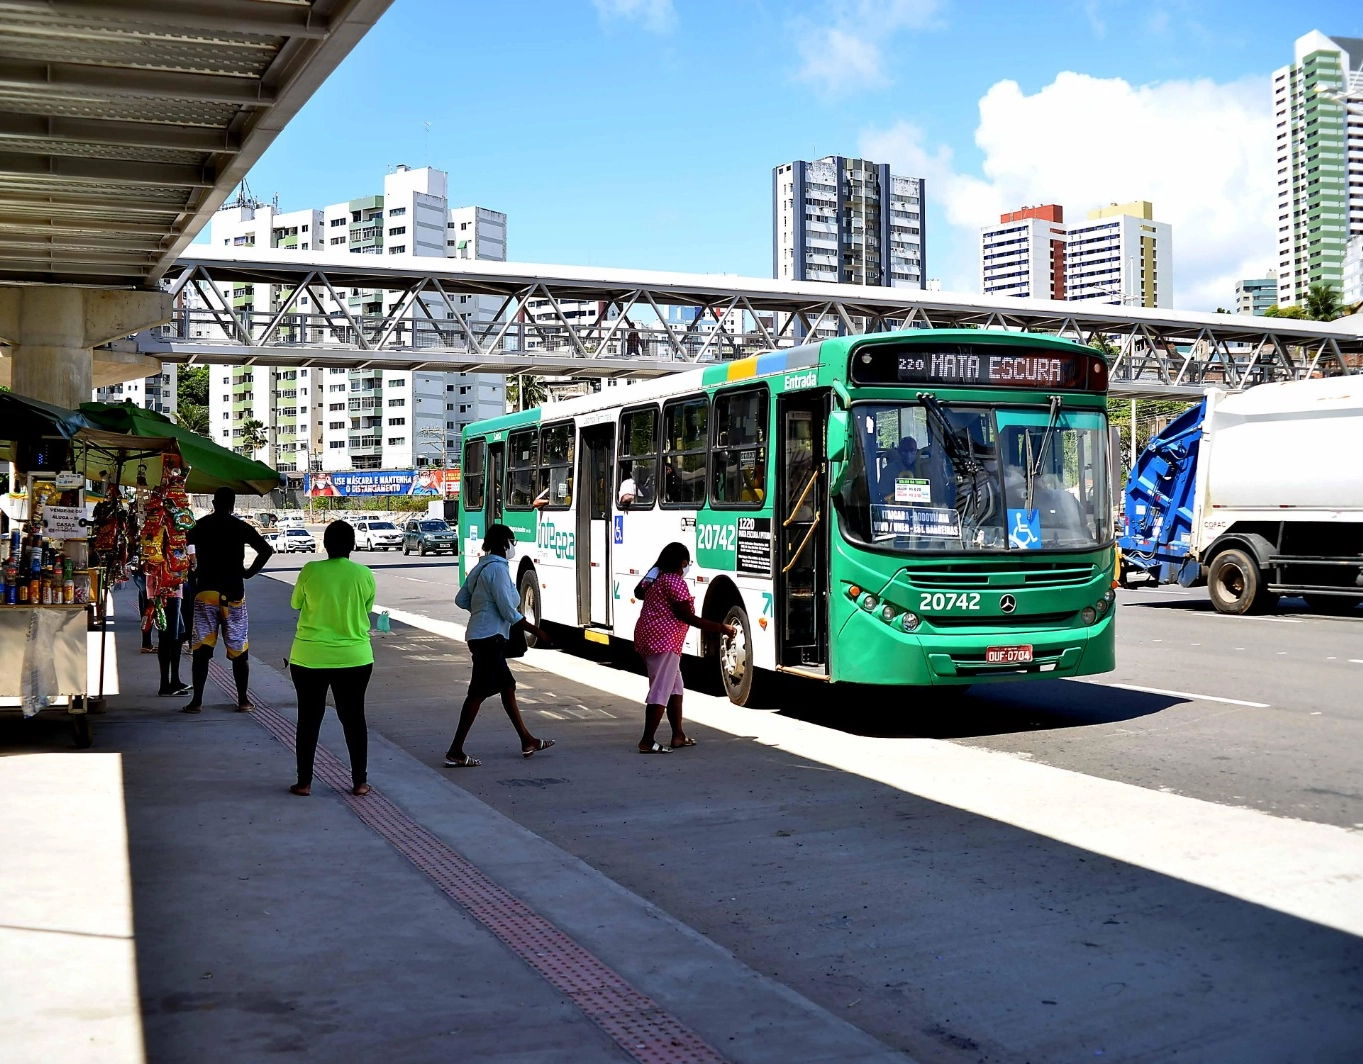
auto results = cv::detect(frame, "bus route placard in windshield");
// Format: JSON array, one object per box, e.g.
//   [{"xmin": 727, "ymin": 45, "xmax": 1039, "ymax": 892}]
[{"xmin": 850, "ymin": 345, "xmax": 1105, "ymax": 391}]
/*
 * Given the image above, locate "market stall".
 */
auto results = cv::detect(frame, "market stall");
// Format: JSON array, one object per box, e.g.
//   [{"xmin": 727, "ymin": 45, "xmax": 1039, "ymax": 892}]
[{"xmin": 1, "ymin": 395, "xmax": 281, "ymax": 747}]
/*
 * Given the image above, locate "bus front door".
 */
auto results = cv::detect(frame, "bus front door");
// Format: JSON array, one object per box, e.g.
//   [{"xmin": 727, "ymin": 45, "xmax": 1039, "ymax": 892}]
[
  {"xmin": 776, "ymin": 394, "xmax": 828, "ymax": 671},
  {"xmin": 486, "ymin": 441, "xmax": 506, "ymax": 527},
  {"xmin": 576, "ymin": 424, "xmax": 615, "ymax": 628}
]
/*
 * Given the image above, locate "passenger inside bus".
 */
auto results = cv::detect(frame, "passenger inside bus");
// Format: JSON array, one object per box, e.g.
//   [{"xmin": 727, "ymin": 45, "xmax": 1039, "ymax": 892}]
[{"xmin": 876, "ymin": 435, "xmax": 920, "ymax": 502}]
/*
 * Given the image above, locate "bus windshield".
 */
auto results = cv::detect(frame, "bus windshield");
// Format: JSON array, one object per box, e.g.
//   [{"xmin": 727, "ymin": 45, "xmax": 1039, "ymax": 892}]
[{"xmin": 835, "ymin": 401, "xmax": 1111, "ymax": 553}]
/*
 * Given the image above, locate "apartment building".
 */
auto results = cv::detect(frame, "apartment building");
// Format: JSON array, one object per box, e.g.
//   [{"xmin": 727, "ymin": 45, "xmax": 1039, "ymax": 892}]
[
  {"xmin": 980, "ymin": 205, "xmax": 1067, "ymax": 299},
  {"xmin": 1235, "ymin": 273, "xmax": 1279, "ymax": 315},
  {"xmin": 1065, "ymin": 201, "xmax": 1172, "ymax": 307},
  {"xmin": 772, "ymin": 156, "xmax": 925, "ymax": 288},
  {"xmin": 1274, "ymin": 31, "xmax": 1363, "ymax": 307},
  {"xmin": 93, "ymin": 366, "xmax": 178, "ymax": 417},
  {"xmin": 201, "ymin": 166, "xmax": 506, "ymax": 473}
]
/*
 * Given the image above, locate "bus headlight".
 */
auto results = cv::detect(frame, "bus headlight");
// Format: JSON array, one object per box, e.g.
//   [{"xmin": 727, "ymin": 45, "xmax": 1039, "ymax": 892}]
[
  {"xmin": 880, "ymin": 604, "xmax": 897, "ymax": 624},
  {"xmin": 899, "ymin": 611, "xmax": 920, "ymax": 632},
  {"xmin": 1081, "ymin": 606, "xmax": 1098, "ymax": 625},
  {"xmin": 1094, "ymin": 589, "xmax": 1115, "ymax": 616},
  {"xmin": 860, "ymin": 593, "xmax": 879, "ymax": 611}
]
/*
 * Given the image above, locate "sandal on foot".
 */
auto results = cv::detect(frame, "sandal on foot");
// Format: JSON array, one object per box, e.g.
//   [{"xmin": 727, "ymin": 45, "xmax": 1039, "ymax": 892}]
[
  {"xmin": 670, "ymin": 737, "xmax": 697, "ymax": 748},
  {"xmin": 181, "ymin": 703, "xmax": 202, "ymax": 714},
  {"xmin": 351, "ymin": 783, "xmax": 372, "ymax": 797},
  {"xmin": 638, "ymin": 742, "xmax": 671, "ymax": 754},
  {"xmin": 444, "ymin": 754, "xmax": 481, "ymax": 767},
  {"xmin": 289, "ymin": 784, "xmax": 310, "ymax": 796},
  {"xmin": 236, "ymin": 703, "xmax": 253, "ymax": 713},
  {"xmin": 522, "ymin": 738, "xmax": 555, "ymax": 758}
]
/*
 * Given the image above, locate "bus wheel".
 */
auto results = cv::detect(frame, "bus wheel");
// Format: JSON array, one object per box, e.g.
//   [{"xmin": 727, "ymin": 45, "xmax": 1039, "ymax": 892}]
[
  {"xmin": 1207, "ymin": 548, "xmax": 1269, "ymax": 615},
  {"xmin": 518, "ymin": 571, "xmax": 542, "ymax": 647},
  {"xmin": 719, "ymin": 604, "xmax": 759, "ymax": 705}
]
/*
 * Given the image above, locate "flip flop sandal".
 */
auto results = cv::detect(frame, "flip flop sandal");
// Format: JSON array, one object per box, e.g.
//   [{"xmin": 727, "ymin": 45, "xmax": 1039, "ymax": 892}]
[
  {"xmin": 523, "ymin": 738, "xmax": 556, "ymax": 759},
  {"xmin": 670, "ymin": 738, "xmax": 697, "ymax": 748},
  {"xmin": 638, "ymin": 742, "xmax": 671, "ymax": 754},
  {"xmin": 444, "ymin": 754, "xmax": 481, "ymax": 767}
]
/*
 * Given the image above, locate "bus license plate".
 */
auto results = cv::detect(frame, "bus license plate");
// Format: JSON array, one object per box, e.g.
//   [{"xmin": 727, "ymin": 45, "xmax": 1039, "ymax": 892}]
[{"xmin": 986, "ymin": 645, "xmax": 1033, "ymax": 664}]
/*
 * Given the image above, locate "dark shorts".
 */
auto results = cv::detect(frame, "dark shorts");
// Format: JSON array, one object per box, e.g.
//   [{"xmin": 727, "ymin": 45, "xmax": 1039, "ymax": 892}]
[{"xmin": 467, "ymin": 635, "xmax": 515, "ymax": 700}]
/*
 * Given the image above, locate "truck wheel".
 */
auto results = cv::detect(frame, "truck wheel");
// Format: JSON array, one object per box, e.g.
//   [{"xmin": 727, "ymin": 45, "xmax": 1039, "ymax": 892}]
[
  {"xmin": 1207, "ymin": 549, "xmax": 1269, "ymax": 615},
  {"xmin": 518, "ymin": 571, "xmax": 542, "ymax": 648}
]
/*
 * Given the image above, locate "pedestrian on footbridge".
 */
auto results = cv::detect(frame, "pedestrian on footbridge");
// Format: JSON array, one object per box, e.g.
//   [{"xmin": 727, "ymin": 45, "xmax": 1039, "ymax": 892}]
[
  {"xmin": 288, "ymin": 519, "xmax": 376, "ymax": 798},
  {"xmin": 444, "ymin": 523, "xmax": 554, "ymax": 768}
]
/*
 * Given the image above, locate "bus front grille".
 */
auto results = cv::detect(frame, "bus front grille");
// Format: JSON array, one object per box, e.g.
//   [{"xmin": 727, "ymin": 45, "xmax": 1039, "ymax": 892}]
[{"xmin": 904, "ymin": 564, "xmax": 1096, "ymax": 589}]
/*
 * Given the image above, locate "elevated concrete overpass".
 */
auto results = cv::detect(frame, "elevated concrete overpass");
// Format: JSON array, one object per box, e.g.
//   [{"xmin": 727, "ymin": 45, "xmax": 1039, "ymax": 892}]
[
  {"xmin": 147, "ymin": 246, "xmax": 1363, "ymax": 398},
  {"xmin": 0, "ymin": 0, "xmax": 395, "ymax": 406}
]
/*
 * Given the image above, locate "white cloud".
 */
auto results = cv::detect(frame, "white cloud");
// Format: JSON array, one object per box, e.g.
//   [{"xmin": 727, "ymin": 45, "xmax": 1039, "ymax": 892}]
[
  {"xmin": 861, "ymin": 71, "xmax": 1275, "ymax": 309},
  {"xmin": 591, "ymin": 0, "xmax": 675, "ymax": 33},
  {"xmin": 795, "ymin": 0, "xmax": 943, "ymax": 96}
]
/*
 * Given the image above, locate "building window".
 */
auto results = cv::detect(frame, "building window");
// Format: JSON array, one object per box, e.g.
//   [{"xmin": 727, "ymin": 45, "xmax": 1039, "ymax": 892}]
[
  {"xmin": 329, "ymin": 421, "xmax": 344, "ymax": 430},
  {"xmin": 387, "ymin": 397, "xmax": 406, "ymax": 407},
  {"xmin": 388, "ymin": 417, "xmax": 406, "ymax": 426},
  {"xmin": 662, "ymin": 395, "xmax": 708, "ymax": 507},
  {"xmin": 389, "ymin": 207, "xmax": 406, "ymax": 217},
  {"xmin": 388, "ymin": 226, "xmax": 406, "ymax": 236},
  {"xmin": 387, "ymin": 378, "xmax": 406, "ymax": 387},
  {"xmin": 329, "ymin": 440, "xmax": 344, "ymax": 449},
  {"xmin": 388, "ymin": 437, "xmax": 406, "ymax": 446},
  {"xmin": 388, "ymin": 245, "xmax": 406, "ymax": 254}
]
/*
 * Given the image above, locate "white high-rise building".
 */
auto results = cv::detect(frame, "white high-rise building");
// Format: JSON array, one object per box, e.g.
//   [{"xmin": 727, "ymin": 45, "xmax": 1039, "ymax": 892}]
[
  {"xmin": 1344, "ymin": 236, "xmax": 1363, "ymax": 306},
  {"xmin": 980, "ymin": 205, "xmax": 1067, "ymax": 300},
  {"xmin": 1274, "ymin": 31, "xmax": 1363, "ymax": 308},
  {"xmin": 203, "ymin": 166, "xmax": 506, "ymax": 474},
  {"xmin": 1065, "ymin": 201, "xmax": 1172, "ymax": 307},
  {"xmin": 772, "ymin": 156, "xmax": 925, "ymax": 288},
  {"xmin": 93, "ymin": 366, "xmax": 178, "ymax": 417}
]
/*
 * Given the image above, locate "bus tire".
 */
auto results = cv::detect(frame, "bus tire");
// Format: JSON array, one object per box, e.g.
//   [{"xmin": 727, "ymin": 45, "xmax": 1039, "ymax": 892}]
[
  {"xmin": 718, "ymin": 603, "xmax": 760, "ymax": 706},
  {"xmin": 1207, "ymin": 548, "xmax": 1269, "ymax": 615},
  {"xmin": 518, "ymin": 570, "xmax": 543, "ymax": 648}
]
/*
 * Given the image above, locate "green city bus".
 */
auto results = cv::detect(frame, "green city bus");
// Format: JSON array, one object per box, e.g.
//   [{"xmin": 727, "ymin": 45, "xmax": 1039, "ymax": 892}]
[{"xmin": 458, "ymin": 328, "xmax": 1116, "ymax": 705}]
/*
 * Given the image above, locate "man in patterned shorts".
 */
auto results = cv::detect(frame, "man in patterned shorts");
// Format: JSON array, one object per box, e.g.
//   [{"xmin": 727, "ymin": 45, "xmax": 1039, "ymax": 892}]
[{"xmin": 182, "ymin": 487, "xmax": 274, "ymax": 713}]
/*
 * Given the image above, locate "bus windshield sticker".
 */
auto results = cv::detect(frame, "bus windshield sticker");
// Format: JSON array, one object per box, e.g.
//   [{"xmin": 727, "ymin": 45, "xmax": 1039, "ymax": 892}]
[
  {"xmin": 1007, "ymin": 508, "xmax": 1042, "ymax": 549},
  {"xmin": 894, "ymin": 477, "xmax": 932, "ymax": 504},
  {"xmin": 871, "ymin": 505, "xmax": 962, "ymax": 539},
  {"xmin": 736, "ymin": 517, "xmax": 772, "ymax": 575}
]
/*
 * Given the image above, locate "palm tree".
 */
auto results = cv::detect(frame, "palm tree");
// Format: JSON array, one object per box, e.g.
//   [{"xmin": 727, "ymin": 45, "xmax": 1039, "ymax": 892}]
[
  {"xmin": 240, "ymin": 418, "xmax": 268, "ymax": 457},
  {"xmin": 1304, "ymin": 283, "xmax": 1342, "ymax": 322},
  {"xmin": 506, "ymin": 374, "xmax": 547, "ymax": 412}
]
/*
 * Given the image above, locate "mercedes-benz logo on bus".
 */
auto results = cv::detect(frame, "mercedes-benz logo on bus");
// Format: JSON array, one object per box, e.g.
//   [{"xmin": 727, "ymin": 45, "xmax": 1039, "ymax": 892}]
[{"xmin": 999, "ymin": 594, "xmax": 1017, "ymax": 614}]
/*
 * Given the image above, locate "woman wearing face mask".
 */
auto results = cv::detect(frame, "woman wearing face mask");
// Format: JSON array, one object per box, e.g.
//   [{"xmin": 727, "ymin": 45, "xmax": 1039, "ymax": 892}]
[
  {"xmin": 633, "ymin": 542, "xmax": 736, "ymax": 753},
  {"xmin": 445, "ymin": 524, "xmax": 554, "ymax": 766}
]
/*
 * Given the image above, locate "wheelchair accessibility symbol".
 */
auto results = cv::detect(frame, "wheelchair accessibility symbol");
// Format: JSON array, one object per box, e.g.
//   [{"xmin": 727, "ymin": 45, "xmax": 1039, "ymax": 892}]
[{"xmin": 1008, "ymin": 508, "xmax": 1041, "ymax": 550}]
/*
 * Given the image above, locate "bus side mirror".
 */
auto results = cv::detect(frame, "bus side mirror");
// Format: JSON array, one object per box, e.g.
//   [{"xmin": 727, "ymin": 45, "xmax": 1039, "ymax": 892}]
[{"xmin": 826, "ymin": 410, "xmax": 849, "ymax": 463}]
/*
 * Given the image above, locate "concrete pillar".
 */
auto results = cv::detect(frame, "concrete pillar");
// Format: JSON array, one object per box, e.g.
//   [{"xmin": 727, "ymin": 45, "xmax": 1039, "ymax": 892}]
[{"xmin": 0, "ymin": 286, "xmax": 172, "ymax": 410}]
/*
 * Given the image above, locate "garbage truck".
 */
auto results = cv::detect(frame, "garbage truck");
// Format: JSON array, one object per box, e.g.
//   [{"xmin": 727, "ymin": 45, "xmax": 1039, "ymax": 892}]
[{"xmin": 1118, "ymin": 376, "xmax": 1363, "ymax": 615}]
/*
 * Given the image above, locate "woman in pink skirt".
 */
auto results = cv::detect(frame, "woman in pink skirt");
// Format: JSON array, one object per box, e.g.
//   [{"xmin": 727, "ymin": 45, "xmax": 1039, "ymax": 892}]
[{"xmin": 633, "ymin": 542, "xmax": 736, "ymax": 753}]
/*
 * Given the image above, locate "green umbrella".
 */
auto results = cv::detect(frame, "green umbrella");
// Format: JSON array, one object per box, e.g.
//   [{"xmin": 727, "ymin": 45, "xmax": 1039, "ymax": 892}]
[
  {"xmin": 0, "ymin": 392, "xmax": 96, "ymax": 462},
  {"xmin": 79, "ymin": 401, "xmax": 283, "ymax": 497}
]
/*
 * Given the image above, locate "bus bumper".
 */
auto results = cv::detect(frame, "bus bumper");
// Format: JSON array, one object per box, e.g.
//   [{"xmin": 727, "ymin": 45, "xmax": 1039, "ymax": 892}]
[{"xmin": 833, "ymin": 608, "xmax": 1116, "ymax": 686}]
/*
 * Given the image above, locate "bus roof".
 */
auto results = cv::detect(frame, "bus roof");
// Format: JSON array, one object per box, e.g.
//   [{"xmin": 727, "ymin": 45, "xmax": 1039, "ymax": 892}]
[{"xmin": 460, "ymin": 328, "xmax": 1102, "ymax": 439}]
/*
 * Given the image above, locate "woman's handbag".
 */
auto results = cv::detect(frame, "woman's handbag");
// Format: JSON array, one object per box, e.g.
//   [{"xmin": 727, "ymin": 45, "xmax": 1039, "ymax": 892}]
[{"xmin": 504, "ymin": 622, "xmax": 528, "ymax": 658}]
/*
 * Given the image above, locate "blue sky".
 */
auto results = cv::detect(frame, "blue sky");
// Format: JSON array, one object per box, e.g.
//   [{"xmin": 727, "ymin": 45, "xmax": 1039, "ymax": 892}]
[{"xmin": 226, "ymin": 0, "xmax": 1363, "ymax": 308}]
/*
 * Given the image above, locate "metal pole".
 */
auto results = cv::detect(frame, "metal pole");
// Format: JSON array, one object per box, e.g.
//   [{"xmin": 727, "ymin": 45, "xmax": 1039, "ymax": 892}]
[{"xmin": 1130, "ymin": 398, "xmax": 1137, "ymax": 467}]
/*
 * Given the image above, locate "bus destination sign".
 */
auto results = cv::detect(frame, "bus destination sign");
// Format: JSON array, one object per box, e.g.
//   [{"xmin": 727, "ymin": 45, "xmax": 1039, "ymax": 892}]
[{"xmin": 851, "ymin": 345, "xmax": 1106, "ymax": 391}]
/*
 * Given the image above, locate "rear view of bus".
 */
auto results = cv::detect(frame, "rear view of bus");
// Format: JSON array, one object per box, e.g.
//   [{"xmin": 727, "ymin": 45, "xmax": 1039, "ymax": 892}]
[{"xmin": 826, "ymin": 329, "xmax": 1116, "ymax": 690}]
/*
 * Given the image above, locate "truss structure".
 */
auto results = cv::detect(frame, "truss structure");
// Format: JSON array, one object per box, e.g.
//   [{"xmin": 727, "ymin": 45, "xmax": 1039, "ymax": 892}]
[{"xmin": 140, "ymin": 248, "xmax": 1363, "ymax": 396}]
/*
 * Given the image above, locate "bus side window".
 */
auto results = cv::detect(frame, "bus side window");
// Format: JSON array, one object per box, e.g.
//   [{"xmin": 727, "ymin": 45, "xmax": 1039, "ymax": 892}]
[
  {"xmin": 711, "ymin": 387, "xmax": 768, "ymax": 508},
  {"xmin": 618, "ymin": 405, "xmax": 659, "ymax": 509},
  {"xmin": 539, "ymin": 421, "xmax": 574, "ymax": 508},
  {"xmin": 662, "ymin": 395, "xmax": 708, "ymax": 508},
  {"xmin": 507, "ymin": 429, "xmax": 538, "ymax": 509},
  {"xmin": 463, "ymin": 439, "xmax": 485, "ymax": 510}
]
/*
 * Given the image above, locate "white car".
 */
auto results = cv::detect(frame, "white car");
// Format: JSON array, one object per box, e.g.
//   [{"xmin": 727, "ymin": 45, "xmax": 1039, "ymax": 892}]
[
  {"xmin": 279, "ymin": 527, "xmax": 317, "ymax": 553},
  {"xmin": 354, "ymin": 519, "xmax": 402, "ymax": 551}
]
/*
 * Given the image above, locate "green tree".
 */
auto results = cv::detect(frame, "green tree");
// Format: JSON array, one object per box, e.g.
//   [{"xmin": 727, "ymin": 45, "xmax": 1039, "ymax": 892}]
[
  {"xmin": 1264, "ymin": 303, "xmax": 1306, "ymax": 319},
  {"xmin": 175, "ymin": 365, "xmax": 211, "ymax": 436},
  {"xmin": 506, "ymin": 374, "xmax": 547, "ymax": 411},
  {"xmin": 240, "ymin": 418, "xmax": 268, "ymax": 456},
  {"xmin": 1304, "ymin": 283, "xmax": 1342, "ymax": 322}
]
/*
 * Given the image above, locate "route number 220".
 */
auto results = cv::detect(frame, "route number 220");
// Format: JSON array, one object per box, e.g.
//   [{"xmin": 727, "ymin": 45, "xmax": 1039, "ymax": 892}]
[{"xmin": 919, "ymin": 592, "xmax": 981, "ymax": 611}]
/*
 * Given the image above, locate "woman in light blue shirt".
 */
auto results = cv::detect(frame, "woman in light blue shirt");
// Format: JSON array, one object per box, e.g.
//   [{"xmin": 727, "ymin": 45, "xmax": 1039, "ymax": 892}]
[{"xmin": 444, "ymin": 524, "xmax": 554, "ymax": 767}]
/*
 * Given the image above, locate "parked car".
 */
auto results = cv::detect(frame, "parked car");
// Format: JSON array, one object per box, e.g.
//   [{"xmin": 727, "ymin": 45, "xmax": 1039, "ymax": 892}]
[
  {"xmin": 260, "ymin": 530, "xmax": 283, "ymax": 551},
  {"xmin": 403, "ymin": 518, "xmax": 456, "ymax": 556},
  {"xmin": 354, "ymin": 519, "xmax": 402, "ymax": 551},
  {"xmin": 278, "ymin": 527, "xmax": 317, "ymax": 553}
]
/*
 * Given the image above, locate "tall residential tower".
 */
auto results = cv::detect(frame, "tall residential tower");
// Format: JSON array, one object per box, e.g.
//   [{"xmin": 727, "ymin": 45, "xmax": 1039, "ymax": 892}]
[
  {"xmin": 1274, "ymin": 31, "xmax": 1363, "ymax": 307},
  {"xmin": 980, "ymin": 205, "xmax": 1067, "ymax": 299}
]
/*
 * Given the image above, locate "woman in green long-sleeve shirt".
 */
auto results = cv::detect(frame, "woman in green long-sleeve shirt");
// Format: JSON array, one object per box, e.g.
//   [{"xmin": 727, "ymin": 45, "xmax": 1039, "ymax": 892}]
[{"xmin": 287, "ymin": 520, "xmax": 376, "ymax": 797}]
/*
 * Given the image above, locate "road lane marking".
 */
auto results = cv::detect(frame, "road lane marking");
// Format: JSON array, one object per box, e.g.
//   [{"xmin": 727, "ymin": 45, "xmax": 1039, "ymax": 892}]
[
  {"xmin": 1078, "ymin": 682, "xmax": 1269, "ymax": 708},
  {"xmin": 370, "ymin": 601, "xmax": 1363, "ymax": 940},
  {"xmin": 1351, "ymin": 660, "xmax": 1363, "ymax": 665}
]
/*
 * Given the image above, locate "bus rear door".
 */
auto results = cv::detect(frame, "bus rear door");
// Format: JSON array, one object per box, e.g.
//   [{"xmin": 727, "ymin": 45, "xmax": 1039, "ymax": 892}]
[
  {"xmin": 776, "ymin": 392, "xmax": 829, "ymax": 672},
  {"xmin": 577, "ymin": 424, "xmax": 615, "ymax": 628}
]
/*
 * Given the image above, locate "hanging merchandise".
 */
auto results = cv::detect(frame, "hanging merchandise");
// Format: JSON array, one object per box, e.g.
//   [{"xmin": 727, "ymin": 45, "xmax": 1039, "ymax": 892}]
[{"xmin": 138, "ymin": 449, "xmax": 195, "ymax": 631}]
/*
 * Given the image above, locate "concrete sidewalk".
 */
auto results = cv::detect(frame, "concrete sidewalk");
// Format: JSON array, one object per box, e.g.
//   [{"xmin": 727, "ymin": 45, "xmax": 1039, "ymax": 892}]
[{"xmin": 2, "ymin": 586, "xmax": 908, "ymax": 1064}]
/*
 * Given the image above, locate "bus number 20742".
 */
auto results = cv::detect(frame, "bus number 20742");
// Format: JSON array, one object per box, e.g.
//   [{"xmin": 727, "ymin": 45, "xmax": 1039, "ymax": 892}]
[
  {"xmin": 919, "ymin": 592, "xmax": 982, "ymax": 611},
  {"xmin": 696, "ymin": 523, "xmax": 737, "ymax": 552}
]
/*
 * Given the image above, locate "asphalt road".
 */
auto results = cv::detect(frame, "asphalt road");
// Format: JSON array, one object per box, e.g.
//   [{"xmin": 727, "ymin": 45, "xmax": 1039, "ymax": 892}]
[{"xmin": 237, "ymin": 545, "xmax": 1363, "ymax": 1064}]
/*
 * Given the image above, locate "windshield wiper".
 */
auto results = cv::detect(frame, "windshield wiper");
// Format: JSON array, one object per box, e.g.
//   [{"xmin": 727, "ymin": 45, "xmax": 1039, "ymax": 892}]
[
  {"xmin": 1024, "ymin": 394, "xmax": 1064, "ymax": 508},
  {"xmin": 915, "ymin": 392, "xmax": 999, "ymax": 526},
  {"xmin": 915, "ymin": 393, "xmax": 980, "ymax": 476}
]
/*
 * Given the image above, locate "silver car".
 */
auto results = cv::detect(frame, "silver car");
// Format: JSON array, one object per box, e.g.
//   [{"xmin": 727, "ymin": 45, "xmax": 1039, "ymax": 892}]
[{"xmin": 354, "ymin": 519, "xmax": 402, "ymax": 551}]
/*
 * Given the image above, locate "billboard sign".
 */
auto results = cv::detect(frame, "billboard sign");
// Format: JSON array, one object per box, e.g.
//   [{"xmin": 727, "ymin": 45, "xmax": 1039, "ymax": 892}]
[{"xmin": 305, "ymin": 469, "xmax": 459, "ymax": 498}]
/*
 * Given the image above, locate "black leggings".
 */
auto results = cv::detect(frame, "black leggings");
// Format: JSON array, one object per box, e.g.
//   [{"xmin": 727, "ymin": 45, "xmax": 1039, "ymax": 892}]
[{"xmin": 290, "ymin": 663, "xmax": 373, "ymax": 788}]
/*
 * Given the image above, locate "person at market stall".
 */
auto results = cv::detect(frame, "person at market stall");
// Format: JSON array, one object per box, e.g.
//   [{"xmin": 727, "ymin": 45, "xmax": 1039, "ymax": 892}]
[
  {"xmin": 156, "ymin": 547, "xmax": 192, "ymax": 697},
  {"xmin": 287, "ymin": 519, "xmax": 376, "ymax": 797},
  {"xmin": 181, "ymin": 487, "xmax": 274, "ymax": 714}
]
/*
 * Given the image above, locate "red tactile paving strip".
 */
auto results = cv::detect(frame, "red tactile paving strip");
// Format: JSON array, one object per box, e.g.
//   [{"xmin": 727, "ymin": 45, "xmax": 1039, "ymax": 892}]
[{"xmin": 208, "ymin": 660, "xmax": 729, "ymax": 1064}]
